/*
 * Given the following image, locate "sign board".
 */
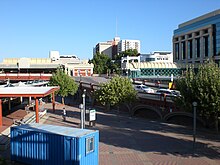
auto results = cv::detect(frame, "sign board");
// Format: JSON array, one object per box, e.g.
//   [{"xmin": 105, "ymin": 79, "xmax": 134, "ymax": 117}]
[{"xmin": 89, "ymin": 109, "xmax": 96, "ymax": 121}]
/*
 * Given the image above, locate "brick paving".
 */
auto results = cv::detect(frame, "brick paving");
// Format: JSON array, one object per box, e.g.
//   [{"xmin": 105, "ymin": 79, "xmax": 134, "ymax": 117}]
[
  {"xmin": 41, "ymin": 103, "xmax": 220, "ymax": 165},
  {"xmin": 1, "ymin": 103, "xmax": 220, "ymax": 165}
]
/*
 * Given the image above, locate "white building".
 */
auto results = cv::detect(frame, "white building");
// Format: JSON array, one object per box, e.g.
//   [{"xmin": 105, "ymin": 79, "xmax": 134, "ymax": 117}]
[
  {"xmin": 118, "ymin": 39, "xmax": 140, "ymax": 53},
  {"xmin": 49, "ymin": 51, "xmax": 94, "ymax": 76},
  {"xmin": 140, "ymin": 51, "xmax": 173, "ymax": 63}
]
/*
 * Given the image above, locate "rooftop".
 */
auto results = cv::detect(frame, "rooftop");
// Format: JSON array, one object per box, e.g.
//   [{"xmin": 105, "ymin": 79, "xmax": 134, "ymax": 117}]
[{"xmin": 179, "ymin": 9, "xmax": 220, "ymax": 28}]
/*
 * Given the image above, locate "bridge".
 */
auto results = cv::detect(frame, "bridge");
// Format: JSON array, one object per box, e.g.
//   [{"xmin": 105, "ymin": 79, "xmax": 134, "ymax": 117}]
[{"xmin": 76, "ymin": 79, "xmax": 205, "ymax": 126}]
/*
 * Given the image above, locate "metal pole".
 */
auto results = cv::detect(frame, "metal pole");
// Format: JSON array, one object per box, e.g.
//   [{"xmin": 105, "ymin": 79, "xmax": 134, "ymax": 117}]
[
  {"xmin": 83, "ymin": 89, "xmax": 86, "ymax": 128},
  {"xmin": 192, "ymin": 102, "xmax": 197, "ymax": 153},
  {"xmin": 79, "ymin": 104, "xmax": 83, "ymax": 129}
]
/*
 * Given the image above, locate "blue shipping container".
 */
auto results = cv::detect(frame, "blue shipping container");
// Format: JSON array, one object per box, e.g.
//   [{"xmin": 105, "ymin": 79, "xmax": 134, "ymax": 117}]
[{"xmin": 11, "ymin": 123, "xmax": 99, "ymax": 165}]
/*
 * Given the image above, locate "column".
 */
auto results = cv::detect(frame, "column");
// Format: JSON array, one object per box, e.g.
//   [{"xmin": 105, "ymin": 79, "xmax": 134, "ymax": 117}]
[
  {"xmin": 8, "ymin": 98, "xmax": 11, "ymax": 113},
  {"xmin": 200, "ymin": 30, "xmax": 204, "ymax": 62},
  {"xmin": 35, "ymin": 98, "xmax": 39, "ymax": 123},
  {"xmin": 0, "ymin": 99, "xmax": 2, "ymax": 126},
  {"xmin": 208, "ymin": 27, "xmax": 213, "ymax": 58},
  {"xmin": 52, "ymin": 92, "xmax": 55, "ymax": 112},
  {"xmin": 192, "ymin": 33, "xmax": 196, "ymax": 63}
]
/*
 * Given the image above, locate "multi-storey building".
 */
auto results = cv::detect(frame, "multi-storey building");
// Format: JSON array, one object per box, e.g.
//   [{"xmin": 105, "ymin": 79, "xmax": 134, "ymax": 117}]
[
  {"xmin": 94, "ymin": 37, "xmax": 140, "ymax": 59},
  {"xmin": 173, "ymin": 9, "xmax": 220, "ymax": 65},
  {"xmin": 93, "ymin": 41, "xmax": 113, "ymax": 58},
  {"xmin": 118, "ymin": 39, "xmax": 140, "ymax": 53}
]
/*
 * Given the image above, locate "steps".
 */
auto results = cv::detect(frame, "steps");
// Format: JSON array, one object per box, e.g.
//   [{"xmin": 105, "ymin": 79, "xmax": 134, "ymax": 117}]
[{"xmin": 0, "ymin": 109, "xmax": 47, "ymax": 151}]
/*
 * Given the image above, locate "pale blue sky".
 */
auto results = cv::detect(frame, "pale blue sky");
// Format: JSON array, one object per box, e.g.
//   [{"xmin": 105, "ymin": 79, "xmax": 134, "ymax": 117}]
[{"xmin": 0, "ymin": 0, "xmax": 219, "ymax": 62}]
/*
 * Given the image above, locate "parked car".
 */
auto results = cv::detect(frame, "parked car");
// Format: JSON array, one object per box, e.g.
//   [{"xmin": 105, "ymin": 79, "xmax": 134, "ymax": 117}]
[
  {"xmin": 134, "ymin": 84, "xmax": 154, "ymax": 93},
  {"xmin": 156, "ymin": 89, "xmax": 181, "ymax": 96}
]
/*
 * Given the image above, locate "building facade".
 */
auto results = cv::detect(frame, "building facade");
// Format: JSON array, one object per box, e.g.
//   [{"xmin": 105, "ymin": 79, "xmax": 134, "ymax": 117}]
[
  {"xmin": 0, "ymin": 51, "xmax": 94, "ymax": 77},
  {"xmin": 93, "ymin": 37, "xmax": 140, "ymax": 59},
  {"xmin": 140, "ymin": 51, "xmax": 173, "ymax": 63},
  {"xmin": 93, "ymin": 41, "xmax": 113, "ymax": 58},
  {"xmin": 173, "ymin": 9, "xmax": 220, "ymax": 65},
  {"xmin": 118, "ymin": 39, "xmax": 140, "ymax": 53}
]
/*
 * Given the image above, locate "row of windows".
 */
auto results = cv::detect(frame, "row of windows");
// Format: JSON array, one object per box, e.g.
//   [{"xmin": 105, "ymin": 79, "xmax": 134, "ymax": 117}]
[{"xmin": 175, "ymin": 36, "xmax": 210, "ymax": 60}]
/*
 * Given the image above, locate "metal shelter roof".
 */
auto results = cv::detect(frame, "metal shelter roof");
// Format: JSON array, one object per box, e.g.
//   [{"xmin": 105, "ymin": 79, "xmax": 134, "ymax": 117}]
[{"xmin": 0, "ymin": 86, "xmax": 59, "ymax": 98}]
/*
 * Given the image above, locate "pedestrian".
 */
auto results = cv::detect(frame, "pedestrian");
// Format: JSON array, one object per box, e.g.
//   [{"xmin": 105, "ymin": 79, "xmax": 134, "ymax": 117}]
[{"xmin": 62, "ymin": 107, "xmax": 66, "ymax": 121}]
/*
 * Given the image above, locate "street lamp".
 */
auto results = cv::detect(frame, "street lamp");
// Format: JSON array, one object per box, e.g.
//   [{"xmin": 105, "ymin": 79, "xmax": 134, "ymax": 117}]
[{"xmin": 192, "ymin": 101, "xmax": 197, "ymax": 154}]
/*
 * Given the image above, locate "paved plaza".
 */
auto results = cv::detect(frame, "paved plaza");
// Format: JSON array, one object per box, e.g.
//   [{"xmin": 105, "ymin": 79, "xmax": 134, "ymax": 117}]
[
  {"xmin": 42, "ymin": 103, "xmax": 220, "ymax": 165},
  {"xmin": 1, "ymin": 103, "xmax": 220, "ymax": 165}
]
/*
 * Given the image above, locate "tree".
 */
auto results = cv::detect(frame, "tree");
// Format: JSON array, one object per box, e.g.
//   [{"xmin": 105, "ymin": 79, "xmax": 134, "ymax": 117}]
[
  {"xmin": 116, "ymin": 49, "xmax": 139, "ymax": 59},
  {"xmin": 175, "ymin": 61, "xmax": 220, "ymax": 131},
  {"xmin": 89, "ymin": 53, "xmax": 111, "ymax": 74},
  {"xmin": 49, "ymin": 68, "xmax": 79, "ymax": 104},
  {"xmin": 95, "ymin": 76, "xmax": 137, "ymax": 111}
]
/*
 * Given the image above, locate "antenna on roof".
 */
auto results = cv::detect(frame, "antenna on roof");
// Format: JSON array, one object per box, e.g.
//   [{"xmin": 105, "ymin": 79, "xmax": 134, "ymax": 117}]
[{"xmin": 115, "ymin": 17, "xmax": 118, "ymax": 37}]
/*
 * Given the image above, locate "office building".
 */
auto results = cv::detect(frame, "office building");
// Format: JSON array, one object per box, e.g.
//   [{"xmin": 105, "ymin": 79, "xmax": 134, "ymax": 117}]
[{"xmin": 173, "ymin": 9, "xmax": 220, "ymax": 65}]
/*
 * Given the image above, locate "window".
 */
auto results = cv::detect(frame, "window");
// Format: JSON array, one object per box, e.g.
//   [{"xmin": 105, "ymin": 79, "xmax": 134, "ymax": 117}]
[
  {"xmin": 175, "ymin": 43, "xmax": 179, "ymax": 60},
  {"xmin": 187, "ymin": 40, "xmax": 193, "ymax": 59},
  {"xmin": 181, "ymin": 42, "xmax": 186, "ymax": 59},
  {"xmin": 204, "ymin": 36, "xmax": 209, "ymax": 57},
  {"xmin": 86, "ymin": 137, "xmax": 95, "ymax": 154},
  {"xmin": 195, "ymin": 38, "xmax": 200, "ymax": 58}
]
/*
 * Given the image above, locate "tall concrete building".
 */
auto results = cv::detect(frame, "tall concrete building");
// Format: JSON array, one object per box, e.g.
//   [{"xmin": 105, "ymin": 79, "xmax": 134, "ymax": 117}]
[
  {"xmin": 94, "ymin": 37, "xmax": 141, "ymax": 59},
  {"xmin": 173, "ymin": 9, "xmax": 220, "ymax": 65},
  {"xmin": 118, "ymin": 39, "xmax": 140, "ymax": 53},
  {"xmin": 93, "ymin": 41, "xmax": 113, "ymax": 59},
  {"xmin": 93, "ymin": 37, "xmax": 120, "ymax": 59}
]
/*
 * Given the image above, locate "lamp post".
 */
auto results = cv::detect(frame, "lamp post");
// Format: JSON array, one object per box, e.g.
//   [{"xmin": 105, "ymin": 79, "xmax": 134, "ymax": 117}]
[
  {"xmin": 192, "ymin": 101, "xmax": 197, "ymax": 154},
  {"xmin": 83, "ymin": 89, "xmax": 86, "ymax": 128},
  {"xmin": 79, "ymin": 89, "xmax": 86, "ymax": 129}
]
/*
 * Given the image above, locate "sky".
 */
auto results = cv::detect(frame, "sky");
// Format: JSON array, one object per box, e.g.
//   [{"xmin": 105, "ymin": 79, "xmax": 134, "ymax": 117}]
[{"xmin": 0, "ymin": 0, "xmax": 220, "ymax": 62}]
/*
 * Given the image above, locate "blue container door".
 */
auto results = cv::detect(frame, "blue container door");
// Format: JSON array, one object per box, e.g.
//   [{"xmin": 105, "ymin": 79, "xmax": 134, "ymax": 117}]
[
  {"xmin": 78, "ymin": 132, "xmax": 99, "ymax": 165},
  {"xmin": 64, "ymin": 136, "xmax": 77, "ymax": 165}
]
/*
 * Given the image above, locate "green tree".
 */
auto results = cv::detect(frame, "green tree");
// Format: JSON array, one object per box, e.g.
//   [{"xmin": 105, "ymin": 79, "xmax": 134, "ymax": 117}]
[
  {"xmin": 175, "ymin": 61, "xmax": 220, "ymax": 131},
  {"xmin": 89, "ymin": 53, "xmax": 111, "ymax": 74},
  {"xmin": 49, "ymin": 68, "xmax": 79, "ymax": 104},
  {"xmin": 95, "ymin": 76, "xmax": 137, "ymax": 111},
  {"xmin": 116, "ymin": 49, "xmax": 139, "ymax": 59}
]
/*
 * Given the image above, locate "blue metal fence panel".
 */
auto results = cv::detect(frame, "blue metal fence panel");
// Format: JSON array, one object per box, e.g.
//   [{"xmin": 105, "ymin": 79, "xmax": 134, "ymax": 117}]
[{"xmin": 11, "ymin": 123, "xmax": 99, "ymax": 165}]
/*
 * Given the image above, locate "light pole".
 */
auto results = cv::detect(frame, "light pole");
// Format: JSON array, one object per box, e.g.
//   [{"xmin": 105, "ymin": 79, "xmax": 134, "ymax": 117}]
[
  {"xmin": 79, "ymin": 104, "xmax": 84, "ymax": 129},
  {"xmin": 192, "ymin": 101, "xmax": 197, "ymax": 154},
  {"xmin": 83, "ymin": 89, "xmax": 86, "ymax": 128}
]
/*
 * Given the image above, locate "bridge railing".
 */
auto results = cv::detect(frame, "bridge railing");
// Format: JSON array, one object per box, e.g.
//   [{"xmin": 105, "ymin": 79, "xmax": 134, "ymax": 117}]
[{"xmin": 76, "ymin": 80, "xmax": 179, "ymax": 111}]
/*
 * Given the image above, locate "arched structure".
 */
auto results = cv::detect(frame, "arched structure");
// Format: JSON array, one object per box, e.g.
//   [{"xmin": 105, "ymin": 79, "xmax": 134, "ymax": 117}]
[{"xmin": 131, "ymin": 104, "xmax": 162, "ymax": 119}]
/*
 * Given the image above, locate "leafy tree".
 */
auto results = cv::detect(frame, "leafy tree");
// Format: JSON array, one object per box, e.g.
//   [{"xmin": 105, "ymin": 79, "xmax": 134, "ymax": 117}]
[
  {"xmin": 116, "ymin": 49, "xmax": 139, "ymax": 60},
  {"xmin": 95, "ymin": 76, "xmax": 137, "ymax": 111},
  {"xmin": 175, "ymin": 61, "xmax": 220, "ymax": 131},
  {"xmin": 49, "ymin": 68, "xmax": 79, "ymax": 104},
  {"xmin": 89, "ymin": 53, "xmax": 111, "ymax": 74}
]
